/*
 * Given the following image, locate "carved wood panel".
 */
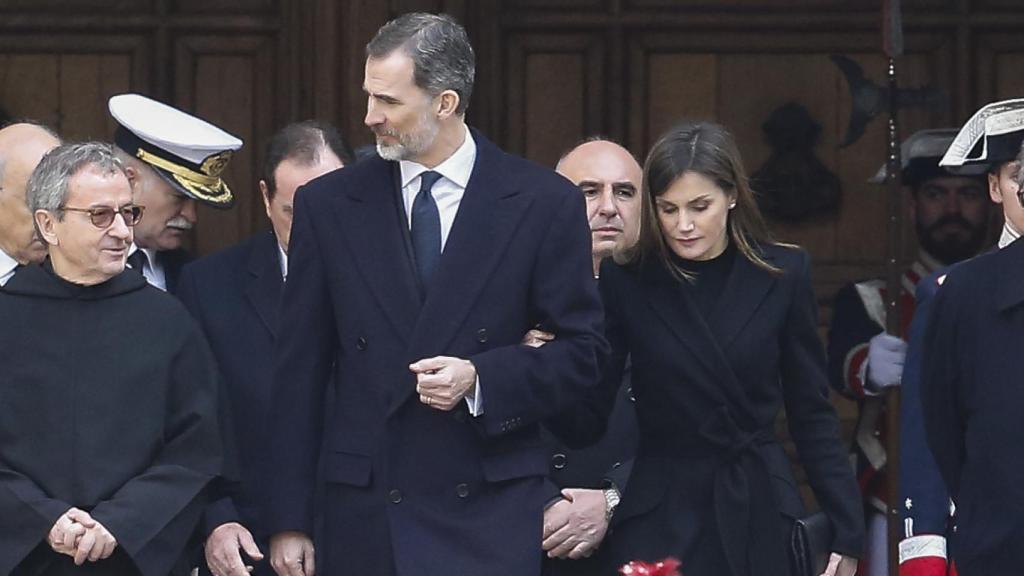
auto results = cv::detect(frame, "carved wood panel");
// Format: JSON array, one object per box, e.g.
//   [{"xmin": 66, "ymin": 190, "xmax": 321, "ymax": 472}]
[
  {"xmin": 174, "ymin": 34, "xmax": 280, "ymax": 256},
  {"xmin": 503, "ymin": 32, "xmax": 607, "ymax": 167}
]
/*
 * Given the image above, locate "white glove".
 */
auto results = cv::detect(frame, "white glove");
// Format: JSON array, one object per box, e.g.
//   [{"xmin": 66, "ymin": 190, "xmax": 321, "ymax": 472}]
[{"xmin": 866, "ymin": 332, "xmax": 907, "ymax": 391}]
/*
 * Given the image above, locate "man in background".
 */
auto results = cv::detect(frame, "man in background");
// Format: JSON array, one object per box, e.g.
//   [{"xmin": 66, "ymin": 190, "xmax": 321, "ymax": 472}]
[
  {"xmin": 0, "ymin": 121, "xmax": 60, "ymax": 285},
  {"xmin": 827, "ymin": 129, "xmax": 990, "ymax": 575},
  {"xmin": 538, "ymin": 138, "xmax": 641, "ymax": 575},
  {"xmin": 109, "ymin": 93, "xmax": 243, "ymax": 294},
  {"xmin": 178, "ymin": 120, "xmax": 352, "ymax": 576}
]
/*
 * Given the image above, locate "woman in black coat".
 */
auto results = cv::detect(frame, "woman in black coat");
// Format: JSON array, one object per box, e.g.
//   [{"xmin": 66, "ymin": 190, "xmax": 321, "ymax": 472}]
[{"xmin": 570, "ymin": 122, "xmax": 863, "ymax": 576}]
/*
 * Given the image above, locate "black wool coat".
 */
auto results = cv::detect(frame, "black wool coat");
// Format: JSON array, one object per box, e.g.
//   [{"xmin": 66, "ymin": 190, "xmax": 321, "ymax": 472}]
[
  {"xmin": 922, "ymin": 237, "xmax": 1024, "ymax": 575},
  {"xmin": 564, "ymin": 244, "xmax": 864, "ymax": 576}
]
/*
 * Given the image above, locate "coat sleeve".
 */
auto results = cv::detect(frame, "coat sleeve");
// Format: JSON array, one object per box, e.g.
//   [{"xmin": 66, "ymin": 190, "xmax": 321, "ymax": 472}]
[
  {"xmin": 177, "ymin": 264, "xmax": 244, "ymax": 538},
  {"xmin": 262, "ymin": 187, "xmax": 335, "ymax": 538},
  {"xmin": 544, "ymin": 258, "xmax": 630, "ymax": 449},
  {"xmin": 826, "ymin": 283, "xmax": 884, "ymax": 399},
  {"xmin": 470, "ymin": 188, "xmax": 609, "ymax": 438},
  {"xmin": 920, "ymin": 272, "xmax": 967, "ymax": 501},
  {"xmin": 780, "ymin": 251, "xmax": 865, "ymax": 558},
  {"xmin": 898, "ymin": 274, "xmax": 955, "ymax": 575},
  {"xmin": 0, "ymin": 465, "xmax": 73, "ymax": 574},
  {"xmin": 87, "ymin": 328, "xmax": 223, "ymax": 576}
]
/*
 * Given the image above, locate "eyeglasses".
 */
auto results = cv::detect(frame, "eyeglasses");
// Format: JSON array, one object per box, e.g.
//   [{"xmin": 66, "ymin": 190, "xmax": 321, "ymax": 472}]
[{"xmin": 62, "ymin": 205, "xmax": 145, "ymax": 228}]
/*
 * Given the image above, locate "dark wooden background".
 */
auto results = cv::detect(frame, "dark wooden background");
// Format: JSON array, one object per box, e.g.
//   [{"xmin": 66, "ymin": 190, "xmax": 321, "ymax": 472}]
[{"xmin": 3, "ymin": 0, "xmax": 1021, "ymax": 501}]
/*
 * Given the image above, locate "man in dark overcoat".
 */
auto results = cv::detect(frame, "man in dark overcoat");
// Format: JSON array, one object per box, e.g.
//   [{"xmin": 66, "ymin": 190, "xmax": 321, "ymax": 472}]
[
  {"xmin": 177, "ymin": 121, "xmax": 351, "ymax": 576},
  {"xmin": 922, "ymin": 99, "xmax": 1024, "ymax": 575},
  {"xmin": 263, "ymin": 12, "xmax": 606, "ymax": 576}
]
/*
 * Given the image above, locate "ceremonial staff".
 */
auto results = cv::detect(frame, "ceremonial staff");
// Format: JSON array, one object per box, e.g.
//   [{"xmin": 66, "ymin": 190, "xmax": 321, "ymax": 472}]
[
  {"xmin": 831, "ymin": 1, "xmax": 945, "ymax": 572},
  {"xmin": 881, "ymin": 2, "xmax": 904, "ymax": 573}
]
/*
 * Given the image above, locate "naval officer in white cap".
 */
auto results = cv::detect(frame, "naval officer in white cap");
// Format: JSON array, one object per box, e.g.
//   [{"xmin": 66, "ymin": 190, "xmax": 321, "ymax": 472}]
[{"xmin": 110, "ymin": 93, "xmax": 242, "ymax": 294}]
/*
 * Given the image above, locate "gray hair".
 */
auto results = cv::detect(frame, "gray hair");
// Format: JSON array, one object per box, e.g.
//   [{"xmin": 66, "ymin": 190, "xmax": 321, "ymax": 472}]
[
  {"xmin": 27, "ymin": 142, "xmax": 126, "ymax": 219},
  {"xmin": 366, "ymin": 12, "xmax": 475, "ymax": 115}
]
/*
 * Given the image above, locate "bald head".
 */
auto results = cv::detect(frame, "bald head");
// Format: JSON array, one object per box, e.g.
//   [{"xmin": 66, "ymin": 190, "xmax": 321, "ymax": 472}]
[
  {"xmin": 0, "ymin": 123, "xmax": 62, "ymax": 264},
  {"xmin": 556, "ymin": 139, "xmax": 642, "ymax": 272}
]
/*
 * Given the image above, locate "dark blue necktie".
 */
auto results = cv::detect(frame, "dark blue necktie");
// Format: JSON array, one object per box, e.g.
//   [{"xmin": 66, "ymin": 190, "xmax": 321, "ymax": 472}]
[{"xmin": 411, "ymin": 171, "xmax": 443, "ymax": 289}]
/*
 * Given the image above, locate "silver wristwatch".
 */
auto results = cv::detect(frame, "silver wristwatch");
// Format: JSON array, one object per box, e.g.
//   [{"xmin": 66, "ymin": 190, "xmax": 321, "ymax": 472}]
[{"xmin": 603, "ymin": 485, "xmax": 621, "ymax": 521}]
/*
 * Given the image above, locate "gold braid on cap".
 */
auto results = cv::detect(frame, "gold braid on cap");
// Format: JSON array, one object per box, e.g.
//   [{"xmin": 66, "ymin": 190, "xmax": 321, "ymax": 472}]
[{"xmin": 136, "ymin": 148, "xmax": 233, "ymax": 206}]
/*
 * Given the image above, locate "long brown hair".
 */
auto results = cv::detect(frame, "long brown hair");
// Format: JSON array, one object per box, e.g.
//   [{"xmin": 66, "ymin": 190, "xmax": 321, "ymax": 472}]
[{"xmin": 619, "ymin": 121, "xmax": 785, "ymax": 278}]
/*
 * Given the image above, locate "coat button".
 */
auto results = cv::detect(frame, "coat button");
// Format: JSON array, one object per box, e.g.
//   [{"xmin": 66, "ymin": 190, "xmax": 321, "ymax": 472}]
[
  {"xmin": 388, "ymin": 489, "xmax": 402, "ymax": 504},
  {"xmin": 456, "ymin": 483, "xmax": 470, "ymax": 498},
  {"xmin": 612, "ymin": 461, "xmax": 622, "ymax": 469},
  {"xmin": 476, "ymin": 328, "xmax": 488, "ymax": 343},
  {"xmin": 356, "ymin": 337, "xmax": 368, "ymax": 351},
  {"xmin": 628, "ymin": 386, "xmax": 635, "ymax": 402},
  {"xmin": 551, "ymin": 453, "xmax": 567, "ymax": 470}
]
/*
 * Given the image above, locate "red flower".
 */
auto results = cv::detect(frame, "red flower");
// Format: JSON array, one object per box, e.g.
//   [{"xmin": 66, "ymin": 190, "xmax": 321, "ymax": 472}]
[{"xmin": 619, "ymin": 558, "xmax": 682, "ymax": 576}]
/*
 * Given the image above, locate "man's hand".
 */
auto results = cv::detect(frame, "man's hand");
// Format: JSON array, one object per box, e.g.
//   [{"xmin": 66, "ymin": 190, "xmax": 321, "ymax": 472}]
[
  {"xmin": 521, "ymin": 329, "xmax": 555, "ymax": 348},
  {"xmin": 206, "ymin": 522, "xmax": 264, "ymax": 576},
  {"xmin": 69, "ymin": 509, "xmax": 116, "ymax": 566},
  {"xmin": 541, "ymin": 488, "xmax": 610, "ymax": 560},
  {"xmin": 410, "ymin": 356, "xmax": 476, "ymax": 411},
  {"xmin": 48, "ymin": 507, "xmax": 94, "ymax": 556},
  {"xmin": 270, "ymin": 531, "xmax": 315, "ymax": 576},
  {"xmin": 866, "ymin": 333, "xmax": 907, "ymax": 391},
  {"xmin": 819, "ymin": 552, "xmax": 858, "ymax": 576}
]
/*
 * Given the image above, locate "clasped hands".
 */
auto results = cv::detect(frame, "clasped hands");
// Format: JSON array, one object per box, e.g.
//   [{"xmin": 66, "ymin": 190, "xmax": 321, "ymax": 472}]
[
  {"xmin": 411, "ymin": 356, "xmax": 476, "ymax": 411},
  {"xmin": 47, "ymin": 507, "xmax": 117, "ymax": 565},
  {"xmin": 542, "ymin": 488, "xmax": 609, "ymax": 560}
]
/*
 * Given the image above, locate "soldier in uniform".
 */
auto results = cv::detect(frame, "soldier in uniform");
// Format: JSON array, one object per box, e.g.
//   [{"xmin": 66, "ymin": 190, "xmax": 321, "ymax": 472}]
[
  {"xmin": 826, "ymin": 129, "xmax": 991, "ymax": 576},
  {"xmin": 916, "ymin": 99, "xmax": 1024, "ymax": 575},
  {"xmin": 109, "ymin": 94, "xmax": 243, "ymax": 294}
]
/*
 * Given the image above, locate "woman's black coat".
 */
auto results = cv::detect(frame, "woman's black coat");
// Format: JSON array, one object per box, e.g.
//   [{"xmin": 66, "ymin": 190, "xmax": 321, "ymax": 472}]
[{"xmin": 563, "ymin": 244, "xmax": 863, "ymax": 576}]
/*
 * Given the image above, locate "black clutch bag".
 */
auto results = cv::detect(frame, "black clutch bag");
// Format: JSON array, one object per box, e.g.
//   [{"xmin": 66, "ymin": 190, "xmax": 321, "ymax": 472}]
[{"xmin": 790, "ymin": 511, "xmax": 834, "ymax": 576}]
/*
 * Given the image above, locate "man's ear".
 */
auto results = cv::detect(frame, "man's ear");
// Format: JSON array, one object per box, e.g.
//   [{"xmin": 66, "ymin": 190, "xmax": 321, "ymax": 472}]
[
  {"xmin": 436, "ymin": 90, "xmax": 461, "ymax": 120},
  {"xmin": 259, "ymin": 180, "xmax": 273, "ymax": 220},
  {"xmin": 989, "ymin": 172, "xmax": 1004, "ymax": 205},
  {"xmin": 34, "ymin": 210, "xmax": 58, "ymax": 246}
]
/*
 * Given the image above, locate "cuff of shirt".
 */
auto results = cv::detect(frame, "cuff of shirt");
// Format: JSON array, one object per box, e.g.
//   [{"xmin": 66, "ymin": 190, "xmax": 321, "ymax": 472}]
[{"xmin": 464, "ymin": 376, "xmax": 483, "ymax": 416}]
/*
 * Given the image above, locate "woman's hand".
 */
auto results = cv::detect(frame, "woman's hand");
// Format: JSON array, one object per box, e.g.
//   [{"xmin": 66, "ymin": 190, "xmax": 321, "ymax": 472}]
[{"xmin": 819, "ymin": 553, "xmax": 857, "ymax": 576}]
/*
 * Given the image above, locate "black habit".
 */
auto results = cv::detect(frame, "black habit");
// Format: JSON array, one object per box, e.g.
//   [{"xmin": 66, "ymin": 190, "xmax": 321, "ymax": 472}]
[{"xmin": 0, "ymin": 262, "xmax": 223, "ymax": 576}]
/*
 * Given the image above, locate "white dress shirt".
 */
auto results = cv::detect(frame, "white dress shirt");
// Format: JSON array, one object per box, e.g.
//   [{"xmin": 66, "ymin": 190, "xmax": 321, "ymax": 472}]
[
  {"xmin": 127, "ymin": 244, "xmax": 167, "ymax": 291},
  {"xmin": 0, "ymin": 248, "xmax": 18, "ymax": 287},
  {"xmin": 278, "ymin": 243, "xmax": 288, "ymax": 280},
  {"xmin": 398, "ymin": 125, "xmax": 477, "ymax": 250},
  {"xmin": 999, "ymin": 221, "xmax": 1021, "ymax": 249},
  {"xmin": 398, "ymin": 125, "xmax": 483, "ymax": 415}
]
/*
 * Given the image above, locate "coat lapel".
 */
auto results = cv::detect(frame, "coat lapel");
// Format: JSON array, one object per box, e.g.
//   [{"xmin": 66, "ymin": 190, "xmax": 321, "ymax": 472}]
[
  {"xmin": 334, "ymin": 158, "xmax": 422, "ymax": 338},
  {"xmin": 995, "ymin": 238, "xmax": 1024, "ymax": 312},
  {"xmin": 391, "ymin": 134, "xmax": 534, "ymax": 413},
  {"xmin": 638, "ymin": 252, "xmax": 772, "ymax": 421},
  {"xmin": 706, "ymin": 249, "xmax": 777, "ymax": 351},
  {"xmin": 244, "ymin": 232, "xmax": 284, "ymax": 338}
]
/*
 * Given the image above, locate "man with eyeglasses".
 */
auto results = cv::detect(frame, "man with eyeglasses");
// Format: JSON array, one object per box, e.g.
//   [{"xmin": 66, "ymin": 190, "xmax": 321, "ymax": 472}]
[
  {"xmin": 108, "ymin": 93, "xmax": 243, "ymax": 294},
  {"xmin": 0, "ymin": 121, "xmax": 61, "ymax": 286},
  {"xmin": 0, "ymin": 142, "xmax": 225, "ymax": 576}
]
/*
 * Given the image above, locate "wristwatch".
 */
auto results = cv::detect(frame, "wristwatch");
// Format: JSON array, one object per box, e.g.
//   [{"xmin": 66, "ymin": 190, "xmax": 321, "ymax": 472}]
[{"xmin": 603, "ymin": 485, "xmax": 621, "ymax": 521}]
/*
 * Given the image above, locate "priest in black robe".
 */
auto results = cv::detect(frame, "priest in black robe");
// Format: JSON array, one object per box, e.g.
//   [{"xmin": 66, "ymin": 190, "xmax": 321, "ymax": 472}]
[{"xmin": 0, "ymin": 142, "xmax": 224, "ymax": 576}]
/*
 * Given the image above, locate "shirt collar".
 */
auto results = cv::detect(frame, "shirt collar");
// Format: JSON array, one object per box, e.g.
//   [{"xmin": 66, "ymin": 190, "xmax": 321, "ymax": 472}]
[
  {"xmin": 0, "ymin": 248, "xmax": 17, "ymax": 278},
  {"xmin": 1000, "ymin": 221, "xmax": 1021, "ymax": 249},
  {"xmin": 399, "ymin": 124, "xmax": 476, "ymax": 189},
  {"xmin": 277, "ymin": 242, "xmax": 288, "ymax": 279}
]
